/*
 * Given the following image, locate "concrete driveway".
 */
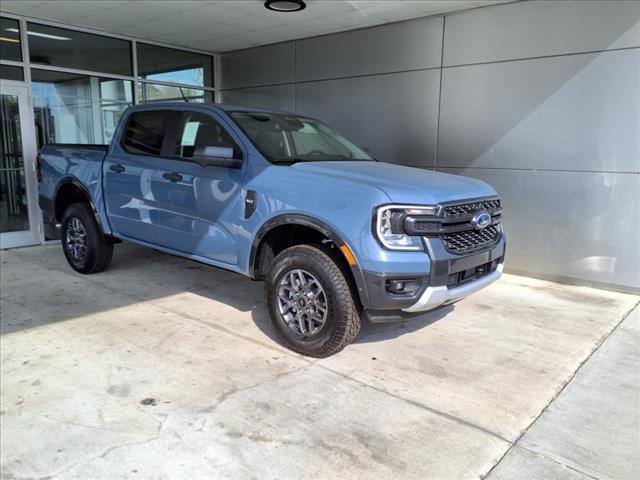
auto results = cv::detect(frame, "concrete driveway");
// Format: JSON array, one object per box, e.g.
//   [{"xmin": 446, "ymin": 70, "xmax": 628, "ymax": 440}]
[{"xmin": 1, "ymin": 243, "xmax": 638, "ymax": 479}]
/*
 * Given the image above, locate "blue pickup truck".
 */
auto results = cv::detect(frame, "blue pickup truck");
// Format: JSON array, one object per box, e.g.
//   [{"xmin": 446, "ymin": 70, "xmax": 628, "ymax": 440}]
[{"xmin": 38, "ymin": 103, "xmax": 505, "ymax": 357}]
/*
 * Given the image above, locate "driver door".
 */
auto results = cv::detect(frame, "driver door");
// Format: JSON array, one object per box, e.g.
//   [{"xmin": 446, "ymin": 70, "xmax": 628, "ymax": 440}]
[
  {"xmin": 149, "ymin": 107, "xmax": 246, "ymax": 264},
  {"xmin": 105, "ymin": 107, "xmax": 246, "ymax": 265}
]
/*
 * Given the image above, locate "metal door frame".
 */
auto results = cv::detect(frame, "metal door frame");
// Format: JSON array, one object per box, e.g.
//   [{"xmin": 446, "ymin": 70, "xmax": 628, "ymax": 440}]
[{"xmin": 0, "ymin": 80, "xmax": 42, "ymax": 249}]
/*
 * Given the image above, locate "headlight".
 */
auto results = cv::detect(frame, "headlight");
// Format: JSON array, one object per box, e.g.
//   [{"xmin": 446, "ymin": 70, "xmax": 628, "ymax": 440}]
[{"xmin": 375, "ymin": 205, "xmax": 437, "ymax": 251}]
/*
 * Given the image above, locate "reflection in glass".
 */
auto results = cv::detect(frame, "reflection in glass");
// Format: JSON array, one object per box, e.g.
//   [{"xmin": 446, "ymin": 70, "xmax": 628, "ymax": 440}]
[
  {"xmin": 0, "ymin": 17, "xmax": 22, "ymax": 62},
  {"xmin": 137, "ymin": 82, "xmax": 212, "ymax": 103},
  {"xmin": 27, "ymin": 22, "xmax": 132, "ymax": 75},
  {"xmin": 0, "ymin": 94, "xmax": 29, "ymax": 233},
  {"xmin": 137, "ymin": 43, "xmax": 213, "ymax": 87},
  {"xmin": 0, "ymin": 64, "xmax": 24, "ymax": 81},
  {"xmin": 31, "ymin": 69, "xmax": 133, "ymax": 146},
  {"xmin": 31, "ymin": 70, "xmax": 133, "ymax": 239},
  {"xmin": 122, "ymin": 110, "xmax": 169, "ymax": 156}
]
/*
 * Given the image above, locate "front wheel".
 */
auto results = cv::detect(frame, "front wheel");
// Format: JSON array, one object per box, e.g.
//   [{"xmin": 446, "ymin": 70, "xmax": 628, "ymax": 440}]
[
  {"xmin": 265, "ymin": 244, "xmax": 361, "ymax": 357},
  {"xmin": 61, "ymin": 203, "xmax": 113, "ymax": 274}
]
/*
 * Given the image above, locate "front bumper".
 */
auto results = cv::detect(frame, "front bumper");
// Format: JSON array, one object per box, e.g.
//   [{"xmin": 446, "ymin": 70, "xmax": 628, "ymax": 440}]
[
  {"xmin": 402, "ymin": 263, "xmax": 503, "ymax": 312},
  {"xmin": 360, "ymin": 233, "xmax": 505, "ymax": 320}
]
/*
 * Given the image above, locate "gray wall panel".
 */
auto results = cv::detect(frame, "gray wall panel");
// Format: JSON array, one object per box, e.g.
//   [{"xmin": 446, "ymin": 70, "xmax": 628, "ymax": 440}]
[
  {"xmin": 296, "ymin": 70, "xmax": 440, "ymax": 166},
  {"xmin": 220, "ymin": 42, "xmax": 294, "ymax": 90},
  {"xmin": 220, "ymin": 84, "xmax": 295, "ymax": 112},
  {"xmin": 218, "ymin": 1, "xmax": 639, "ymax": 290},
  {"xmin": 438, "ymin": 49, "xmax": 640, "ymax": 173},
  {"xmin": 296, "ymin": 17, "xmax": 443, "ymax": 82},
  {"xmin": 440, "ymin": 168, "xmax": 640, "ymax": 289},
  {"xmin": 444, "ymin": 0, "xmax": 640, "ymax": 66}
]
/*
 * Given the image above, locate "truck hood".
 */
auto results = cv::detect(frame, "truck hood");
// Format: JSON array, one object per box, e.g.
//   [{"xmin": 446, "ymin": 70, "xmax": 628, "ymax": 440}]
[{"xmin": 292, "ymin": 161, "xmax": 496, "ymax": 205}]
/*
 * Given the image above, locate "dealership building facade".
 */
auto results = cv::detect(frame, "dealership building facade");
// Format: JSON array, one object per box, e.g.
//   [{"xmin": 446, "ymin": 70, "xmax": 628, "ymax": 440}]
[
  {"xmin": 0, "ymin": 13, "xmax": 216, "ymax": 246},
  {"xmin": 0, "ymin": 1, "xmax": 638, "ymax": 292}
]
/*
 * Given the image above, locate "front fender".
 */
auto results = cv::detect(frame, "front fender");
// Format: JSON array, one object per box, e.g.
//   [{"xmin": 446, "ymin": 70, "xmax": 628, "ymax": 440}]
[{"xmin": 248, "ymin": 213, "xmax": 371, "ymax": 307}]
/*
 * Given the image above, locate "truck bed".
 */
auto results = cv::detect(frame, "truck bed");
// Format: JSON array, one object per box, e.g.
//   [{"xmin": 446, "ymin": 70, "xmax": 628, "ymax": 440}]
[{"xmin": 38, "ymin": 144, "xmax": 109, "ymax": 225}]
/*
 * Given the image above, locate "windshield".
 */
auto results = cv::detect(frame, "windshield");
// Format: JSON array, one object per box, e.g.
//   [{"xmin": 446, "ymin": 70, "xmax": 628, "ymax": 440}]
[{"xmin": 230, "ymin": 111, "xmax": 374, "ymax": 163}]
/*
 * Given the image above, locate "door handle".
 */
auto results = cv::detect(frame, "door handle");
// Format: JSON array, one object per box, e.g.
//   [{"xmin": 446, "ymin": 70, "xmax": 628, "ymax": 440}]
[
  {"xmin": 163, "ymin": 172, "xmax": 183, "ymax": 182},
  {"xmin": 109, "ymin": 164, "xmax": 125, "ymax": 173}
]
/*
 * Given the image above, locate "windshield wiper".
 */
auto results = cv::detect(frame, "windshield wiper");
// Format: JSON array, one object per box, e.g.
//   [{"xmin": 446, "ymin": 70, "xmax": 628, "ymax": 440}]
[
  {"xmin": 271, "ymin": 158, "xmax": 305, "ymax": 164},
  {"xmin": 271, "ymin": 157, "xmax": 327, "ymax": 164},
  {"xmin": 272, "ymin": 157, "xmax": 375, "ymax": 164}
]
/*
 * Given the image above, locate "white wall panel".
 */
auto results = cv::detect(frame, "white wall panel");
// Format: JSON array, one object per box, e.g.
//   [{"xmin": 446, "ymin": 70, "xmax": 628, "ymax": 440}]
[
  {"xmin": 220, "ymin": 84, "xmax": 295, "ymax": 112},
  {"xmin": 218, "ymin": 1, "xmax": 640, "ymax": 290},
  {"xmin": 296, "ymin": 16, "xmax": 443, "ymax": 82},
  {"xmin": 296, "ymin": 70, "xmax": 440, "ymax": 167},
  {"xmin": 220, "ymin": 42, "xmax": 294, "ymax": 89},
  {"xmin": 440, "ymin": 168, "xmax": 640, "ymax": 290},
  {"xmin": 438, "ymin": 49, "xmax": 640, "ymax": 173},
  {"xmin": 444, "ymin": 0, "xmax": 640, "ymax": 66}
]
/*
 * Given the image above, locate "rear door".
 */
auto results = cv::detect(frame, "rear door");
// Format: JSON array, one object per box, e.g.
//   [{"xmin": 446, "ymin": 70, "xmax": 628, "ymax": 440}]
[
  {"xmin": 104, "ymin": 108, "xmax": 174, "ymax": 244},
  {"xmin": 104, "ymin": 106, "xmax": 246, "ymax": 265}
]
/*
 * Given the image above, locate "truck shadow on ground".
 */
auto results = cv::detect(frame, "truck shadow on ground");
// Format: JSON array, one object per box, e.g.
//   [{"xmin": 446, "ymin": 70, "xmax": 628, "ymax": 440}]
[
  {"xmin": 1, "ymin": 243, "xmax": 453, "ymax": 347},
  {"xmin": 249, "ymin": 301, "xmax": 453, "ymax": 347}
]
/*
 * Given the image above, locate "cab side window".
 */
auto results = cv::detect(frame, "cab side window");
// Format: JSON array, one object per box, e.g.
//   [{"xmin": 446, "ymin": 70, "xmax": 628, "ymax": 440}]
[
  {"xmin": 175, "ymin": 112, "xmax": 237, "ymax": 159},
  {"xmin": 122, "ymin": 110, "xmax": 170, "ymax": 156}
]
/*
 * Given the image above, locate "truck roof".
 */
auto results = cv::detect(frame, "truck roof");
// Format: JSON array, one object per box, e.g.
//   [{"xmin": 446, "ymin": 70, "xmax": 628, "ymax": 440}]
[{"xmin": 129, "ymin": 102, "xmax": 293, "ymax": 116}]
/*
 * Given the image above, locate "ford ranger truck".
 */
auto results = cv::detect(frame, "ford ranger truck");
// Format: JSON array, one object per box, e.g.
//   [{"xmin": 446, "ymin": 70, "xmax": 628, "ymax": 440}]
[{"xmin": 38, "ymin": 103, "xmax": 505, "ymax": 357}]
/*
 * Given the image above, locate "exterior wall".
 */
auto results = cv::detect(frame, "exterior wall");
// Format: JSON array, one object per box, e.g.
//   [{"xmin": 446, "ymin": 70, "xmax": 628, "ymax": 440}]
[{"xmin": 219, "ymin": 0, "xmax": 640, "ymax": 292}]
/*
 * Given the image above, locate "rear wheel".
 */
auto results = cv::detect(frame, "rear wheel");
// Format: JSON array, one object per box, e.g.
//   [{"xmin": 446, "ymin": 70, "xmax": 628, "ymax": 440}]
[
  {"xmin": 61, "ymin": 203, "xmax": 113, "ymax": 274},
  {"xmin": 265, "ymin": 244, "xmax": 361, "ymax": 357}
]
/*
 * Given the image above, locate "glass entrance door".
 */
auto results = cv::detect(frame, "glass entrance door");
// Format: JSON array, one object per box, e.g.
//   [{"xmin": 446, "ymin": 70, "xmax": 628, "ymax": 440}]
[{"xmin": 0, "ymin": 82, "xmax": 40, "ymax": 248}]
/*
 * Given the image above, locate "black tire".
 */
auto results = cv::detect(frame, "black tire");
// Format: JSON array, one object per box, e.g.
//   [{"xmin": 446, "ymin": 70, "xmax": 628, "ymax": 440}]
[
  {"xmin": 61, "ymin": 203, "xmax": 113, "ymax": 274},
  {"xmin": 265, "ymin": 244, "xmax": 361, "ymax": 357}
]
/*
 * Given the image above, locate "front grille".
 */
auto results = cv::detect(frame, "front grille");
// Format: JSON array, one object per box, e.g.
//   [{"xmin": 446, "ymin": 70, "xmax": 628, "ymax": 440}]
[
  {"xmin": 401, "ymin": 196, "xmax": 503, "ymax": 255},
  {"xmin": 446, "ymin": 258, "xmax": 501, "ymax": 287},
  {"xmin": 442, "ymin": 224, "xmax": 500, "ymax": 255},
  {"xmin": 408, "ymin": 220, "xmax": 441, "ymax": 234},
  {"xmin": 442, "ymin": 199, "xmax": 501, "ymax": 217}
]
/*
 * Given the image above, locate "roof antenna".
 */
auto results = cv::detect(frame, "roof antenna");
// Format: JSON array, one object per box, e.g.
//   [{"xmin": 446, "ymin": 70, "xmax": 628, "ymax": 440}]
[{"xmin": 179, "ymin": 87, "xmax": 191, "ymax": 103}]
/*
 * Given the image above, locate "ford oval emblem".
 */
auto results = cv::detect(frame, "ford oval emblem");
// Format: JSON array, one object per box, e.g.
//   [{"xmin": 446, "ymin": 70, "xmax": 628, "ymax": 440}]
[{"xmin": 471, "ymin": 211, "xmax": 492, "ymax": 230}]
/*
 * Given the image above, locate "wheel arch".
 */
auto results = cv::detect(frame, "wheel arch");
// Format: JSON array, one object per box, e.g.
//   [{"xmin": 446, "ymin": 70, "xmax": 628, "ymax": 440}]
[
  {"xmin": 250, "ymin": 214, "xmax": 370, "ymax": 308},
  {"xmin": 54, "ymin": 177, "xmax": 105, "ymax": 233}
]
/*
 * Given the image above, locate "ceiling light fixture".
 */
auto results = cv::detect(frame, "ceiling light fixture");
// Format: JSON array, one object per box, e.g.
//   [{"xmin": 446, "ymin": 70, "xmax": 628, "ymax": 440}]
[
  {"xmin": 6, "ymin": 27, "xmax": 70, "ymax": 41},
  {"xmin": 264, "ymin": 0, "xmax": 306, "ymax": 12}
]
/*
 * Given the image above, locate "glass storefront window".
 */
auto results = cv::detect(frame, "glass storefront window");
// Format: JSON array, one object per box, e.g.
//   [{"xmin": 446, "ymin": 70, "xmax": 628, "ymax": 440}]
[
  {"xmin": 1, "ymin": 17, "xmax": 22, "ymax": 62},
  {"xmin": 31, "ymin": 69, "xmax": 133, "ymax": 239},
  {"xmin": 2, "ymin": 16, "xmax": 217, "ymax": 245},
  {"xmin": 137, "ymin": 43, "xmax": 213, "ymax": 87},
  {"xmin": 0, "ymin": 93, "xmax": 29, "ymax": 234},
  {"xmin": 137, "ymin": 82, "xmax": 212, "ymax": 103},
  {"xmin": 0, "ymin": 65, "xmax": 24, "ymax": 81},
  {"xmin": 27, "ymin": 23, "xmax": 132, "ymax": 76},
  {"xmin": 31, "ymin": 69, "xmax": 133, "ymax": 146}
]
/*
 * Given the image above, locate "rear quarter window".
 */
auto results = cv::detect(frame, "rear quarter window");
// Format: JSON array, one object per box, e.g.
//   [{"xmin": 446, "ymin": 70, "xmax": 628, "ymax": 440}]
[{"xmin": 122, "ymin": 110, "xmax": 170, "ymax": 156}]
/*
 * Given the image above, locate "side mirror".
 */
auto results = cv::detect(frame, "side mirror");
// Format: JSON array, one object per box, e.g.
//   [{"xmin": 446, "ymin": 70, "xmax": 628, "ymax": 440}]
[{"xmin": 193, "ymin": 144, "xmax": 242, "ymax": 169}]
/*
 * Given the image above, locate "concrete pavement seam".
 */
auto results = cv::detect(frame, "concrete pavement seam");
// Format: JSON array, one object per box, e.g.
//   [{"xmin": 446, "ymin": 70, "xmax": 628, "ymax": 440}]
[
  {"xmin": 482, "ymin": 300, "xmax": 640, "ymax": 479},
  {"xmin": 517, "ymin": 445, "xmax": 606, "ymax": 480},
  {"xmin": 102, "ymin": 263, "xmax": 515, "ymax": 445},
  {"xmin": 103, "ymin": 281, "xmax": 515, "ymax": 449},
  {"xmin": 315, "ymin": 363, "xmax": 511, "ymax": 444},
  {"xmin": 12, "ymin": 247, "xmax": 638, "ymax": 477}
]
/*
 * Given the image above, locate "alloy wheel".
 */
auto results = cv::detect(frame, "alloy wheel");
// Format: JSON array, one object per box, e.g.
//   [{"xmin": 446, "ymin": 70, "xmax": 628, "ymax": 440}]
[
  {"xmin": 66, "ymin": 217, "xmax": 87, "ymax": 262},
  {"xmin": 277, "ymin": 269, "xmax": 328, "ymax": 335}
]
